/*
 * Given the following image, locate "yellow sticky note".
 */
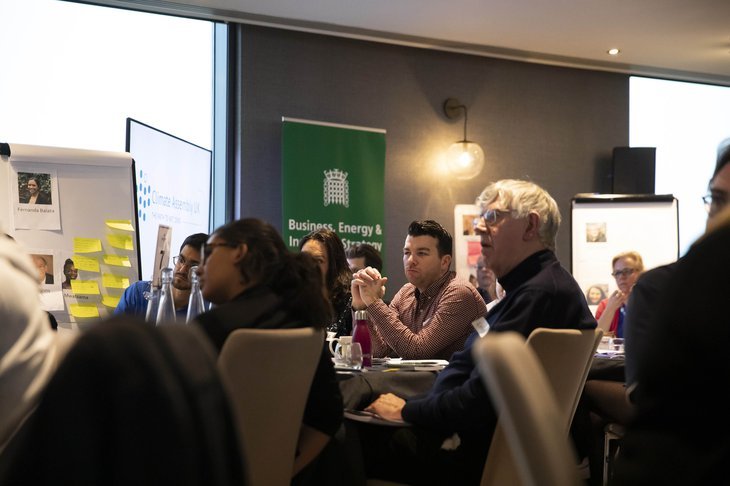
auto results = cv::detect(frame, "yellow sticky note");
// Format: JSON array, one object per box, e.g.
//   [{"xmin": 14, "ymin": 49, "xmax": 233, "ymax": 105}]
[
  {"xmin": 103, "ymin": 254, "xmax": 132, "ymax": 267},
  {"xmin": 107, "ymin": 234, "xmax": 134, "ymax": 251},
  {"xmin": 102, "ymin": 273, "xmax": 130, "ymax": 289},
  {"xmin": 105, "ymin": 219, "xmax": 135, "ymax": 232},
  {"xmin": 102, "ymin": 294, "xmax": 121, "ymax": 308},
  {"xmin": 73, "ymin": 238, "xmax": 102, "ymax": 253},
  {"xmin": 70, "ymin": 280, "xmax": 101, "ymax": 295},
  {"xmin": 69, "ymin": 303, "xmax": 100, "ymax": 318},
  {"xmin": 73, "ymin": 255, "xmax": 100, "ymax": 273}
]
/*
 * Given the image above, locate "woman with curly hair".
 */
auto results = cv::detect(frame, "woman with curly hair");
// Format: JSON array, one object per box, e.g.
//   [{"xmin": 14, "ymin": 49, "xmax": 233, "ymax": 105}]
[
  {"xmin": 194, "ymin": 218, "xmax": 342, "ymax": 483},
  {"xmin": 299, "ymin": 228, "xmax": 353, "ymax": 337}
]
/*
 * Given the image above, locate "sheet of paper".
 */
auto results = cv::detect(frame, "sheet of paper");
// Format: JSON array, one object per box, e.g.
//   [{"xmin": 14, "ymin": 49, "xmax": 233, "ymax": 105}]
[
  {"xmin": 150, "ymin": 224, "xmax": 172, "ymax": 287},
  {"xmin": 39, "ymin": 289, "xmax": 64, "ymax": 311}
]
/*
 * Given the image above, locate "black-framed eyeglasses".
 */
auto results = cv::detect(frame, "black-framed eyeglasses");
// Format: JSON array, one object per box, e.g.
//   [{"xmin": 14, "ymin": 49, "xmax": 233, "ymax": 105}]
[
  {"xmin": 201, "ymin": 241, "xmax": 238, "ymax": 263},
  {"xmin": 172, "ymin": 255, "xmax": 200, "ymax": 269},
  {"xmin": 611, "ymin": 268, "xmax": 636, "ymax": 278},
  {"xmin": 702, "ymin": 193, "xmax": 728, "ymax": 216},
  {"xmin": 481, "ymin": 208, "xmax": 514, "ymax": 227}
]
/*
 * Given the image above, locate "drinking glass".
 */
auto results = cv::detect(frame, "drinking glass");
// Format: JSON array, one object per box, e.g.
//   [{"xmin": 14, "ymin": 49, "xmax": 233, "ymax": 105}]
[
  {"xmin": 612, "ymin": 338, "xmax": 625, "ymax": 353},
  {"xmin": 347, "ymin": 342, "xmax": 363, "ymax": 370}
]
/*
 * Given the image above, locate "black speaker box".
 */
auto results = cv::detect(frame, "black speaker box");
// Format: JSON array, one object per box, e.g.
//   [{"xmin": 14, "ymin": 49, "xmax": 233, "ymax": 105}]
[{"xmin": 612, "ymin": 147, "xmax": 656, "ymax": 194}]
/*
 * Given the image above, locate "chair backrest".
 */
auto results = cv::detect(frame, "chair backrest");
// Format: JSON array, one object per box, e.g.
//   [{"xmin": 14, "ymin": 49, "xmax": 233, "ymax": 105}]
[
  {"xmin": 475, "ymin": 331, "xmax": 585, "ymax": 486},
  {"xmin": 218, "ymin": 327, "xmax": 324, "ymax": 486},
  {"xmin": 479, "ymin": 327, "xmax": 601, "ymax": 486},
  {"xmin": 0, "ymin": 317, "xmax": 245, "ymax": 486},
  {"xmin": 526, "ymin": 327, "xmax": 603, "ymax": 432}
]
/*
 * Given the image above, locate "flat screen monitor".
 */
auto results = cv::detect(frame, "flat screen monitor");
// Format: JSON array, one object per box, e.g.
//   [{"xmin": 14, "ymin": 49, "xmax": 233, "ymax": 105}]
[{"xmin": 126, "ymin": 118, "xmax": 211, "ymax": 280}]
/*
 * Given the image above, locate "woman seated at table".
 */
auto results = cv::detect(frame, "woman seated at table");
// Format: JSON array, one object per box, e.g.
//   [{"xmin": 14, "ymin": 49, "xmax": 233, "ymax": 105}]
[
  {"xmin": 299, "ymin": 228, "xmax": 353, "ymax": 337},
  {"xmin": 596, "ymin": 251, "xmax": 644, "ymax": 338},
  {"xmin": 193, "ymin": 218, "xmax": 343, "ymax": 484}
]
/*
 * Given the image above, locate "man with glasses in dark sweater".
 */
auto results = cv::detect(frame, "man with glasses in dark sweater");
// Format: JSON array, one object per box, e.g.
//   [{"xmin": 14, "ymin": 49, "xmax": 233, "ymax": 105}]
[{"xmin": 357, "ymin": 179, "xmax": 596, "ymax": 485}]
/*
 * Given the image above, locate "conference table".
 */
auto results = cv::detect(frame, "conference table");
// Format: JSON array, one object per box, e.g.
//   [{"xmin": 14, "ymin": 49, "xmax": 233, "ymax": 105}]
[
  {"xmin": 337, "ymin": 353, "xmax": 625, "ymax": 410},
  {"xmin": 336, "ymin": 359, "xmax": 446, "ymax": 409},
  {"xmin": 588, "ymin": 354, "xmax": 626, "ymax": 382},
  {"xmin": 334, "ymin": 354, "xmax": 624, "ymax": 486}
]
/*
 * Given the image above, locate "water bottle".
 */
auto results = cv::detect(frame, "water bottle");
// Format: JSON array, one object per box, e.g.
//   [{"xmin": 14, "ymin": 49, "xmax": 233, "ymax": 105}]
[
  {"xmin": 155, "ymin": 267, "xmax": 177, "ymax": 325},
  {"xmin": 144, "ymin": 285, "xmax": 160, "ymax": 325},
  {"xmin": 186, "ymin": 265, "xmax": 205, "ymax": 323},
  {"xmin": 352, "ymin": 310, "xmax": 372, "ymax": 367}
]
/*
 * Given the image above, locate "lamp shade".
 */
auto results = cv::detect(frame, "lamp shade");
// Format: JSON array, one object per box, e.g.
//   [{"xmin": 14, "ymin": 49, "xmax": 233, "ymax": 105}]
[{"xmin": 446, "ymin": 141, "xmax": 484, "ymax": 180}]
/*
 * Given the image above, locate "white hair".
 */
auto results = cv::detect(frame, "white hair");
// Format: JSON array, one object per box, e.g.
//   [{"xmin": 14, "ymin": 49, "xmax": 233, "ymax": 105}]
[{"xmin": 476, "ymin": 179, "xmax": 561, "ymax": 251}]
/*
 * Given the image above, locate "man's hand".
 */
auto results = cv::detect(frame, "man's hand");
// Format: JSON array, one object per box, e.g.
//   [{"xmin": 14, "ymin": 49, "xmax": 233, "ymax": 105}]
[
  {"xmin": 365, "ymin": 393, "xmax": 405, "ymax": 421},
  {"xmin": 352, "ymin": 267, "xmax": 388, "ymax": 307}
]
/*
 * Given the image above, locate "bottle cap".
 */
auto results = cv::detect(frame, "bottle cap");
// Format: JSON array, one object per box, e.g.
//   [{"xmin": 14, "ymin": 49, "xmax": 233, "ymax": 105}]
[{"xmin": 354, "ymin": 310, "xmax": 368, "ymax": 321}]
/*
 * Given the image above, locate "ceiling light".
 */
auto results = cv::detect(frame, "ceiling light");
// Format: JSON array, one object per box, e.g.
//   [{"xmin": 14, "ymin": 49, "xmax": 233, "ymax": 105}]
[{"xmin": 607, "ymin": 48, "xmax": 620, "ymax": 56}]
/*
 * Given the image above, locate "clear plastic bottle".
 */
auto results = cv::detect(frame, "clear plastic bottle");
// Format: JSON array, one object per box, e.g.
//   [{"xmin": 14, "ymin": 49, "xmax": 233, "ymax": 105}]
[
  {"xmin": 155, "ymin": 267, "xmax": 177, "ymax": 325},
  {"xmin": 186, "ymin": 265, "xmax": 205, "ymax": 323},
  {"xmin": 352, "ymin": 310, "xmax": 372, "ymax": 367}
]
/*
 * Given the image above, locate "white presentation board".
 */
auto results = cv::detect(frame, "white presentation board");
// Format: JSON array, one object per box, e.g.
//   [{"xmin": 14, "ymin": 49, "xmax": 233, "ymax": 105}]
[
  {"xmin": 0, "ymin": 142, "xmax": 138, "ymax": 328},
  {"xmin": 126, "ymin": 118, "xmax": 212, "ymax": 280},
  {"xmin": 571, "ymin": 194, "xmax": 679, "ymax": 315}
]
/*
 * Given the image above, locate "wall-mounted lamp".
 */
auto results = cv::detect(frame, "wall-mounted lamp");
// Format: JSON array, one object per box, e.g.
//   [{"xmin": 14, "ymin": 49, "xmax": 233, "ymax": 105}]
[{"xmin": 443, "ymin": 98, "xmax": 485, "ymax": 180}]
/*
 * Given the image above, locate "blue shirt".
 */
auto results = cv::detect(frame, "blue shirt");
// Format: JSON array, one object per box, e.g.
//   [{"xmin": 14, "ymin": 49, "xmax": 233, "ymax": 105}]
[{"xmin": 114, "ymin": 280, "xmax": 205, "ymax": 321}]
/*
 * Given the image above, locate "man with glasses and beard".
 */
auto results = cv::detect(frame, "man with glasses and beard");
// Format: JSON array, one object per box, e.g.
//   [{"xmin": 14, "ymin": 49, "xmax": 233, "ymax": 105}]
[{"xmin": 114, "ymin": 233, "xmax": 208, "ymax": 319}]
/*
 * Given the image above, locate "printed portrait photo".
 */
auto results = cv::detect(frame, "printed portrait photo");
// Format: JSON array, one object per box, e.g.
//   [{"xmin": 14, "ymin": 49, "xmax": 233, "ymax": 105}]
[
  {"xmin": 585, "ymin": 283, "xmax": 608, "ymax": 306},
  {"xmin": 62, "ymin": 257, "xmax": 78, "ymax": 289},
  {"xmin": 30, "ymin": 253, "xmax": 55, "ymax": 285},
  {"xmin": 585, "ymin": 222, "xmax": 607, "ymax": 243},
  {"xmin": 462, "ymin": 214, "xmax": 480, "ymax": 235},
  {"xmin": 18, "ymin": 172, "xmax": 53, "ymax": 205}
]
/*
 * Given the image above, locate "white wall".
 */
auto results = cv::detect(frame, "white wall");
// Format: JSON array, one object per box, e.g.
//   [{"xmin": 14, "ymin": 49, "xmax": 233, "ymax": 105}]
[
  {"xmin": 630, "ymin": 76, "xmax": 730, "ymax": 254},
  {"xmin": 0, "ymin": 0, "xmax": 213, "ymax": 152}
]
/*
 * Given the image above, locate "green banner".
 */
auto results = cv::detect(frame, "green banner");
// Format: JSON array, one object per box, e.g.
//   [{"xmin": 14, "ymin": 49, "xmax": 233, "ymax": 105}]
[{"xmin": 282, "ymin": 119, "xmax": 386, "ymax": 257}]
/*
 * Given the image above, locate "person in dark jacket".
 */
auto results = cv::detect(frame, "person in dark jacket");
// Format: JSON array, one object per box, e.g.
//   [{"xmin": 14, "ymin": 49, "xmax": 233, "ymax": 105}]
[
  {"xmin": 358, "ymin": 179, "xmax": 596, "ymax": 485},
  {"xmin": 194, "ymin": 218, "xmax": 343, "ymax": 484}
]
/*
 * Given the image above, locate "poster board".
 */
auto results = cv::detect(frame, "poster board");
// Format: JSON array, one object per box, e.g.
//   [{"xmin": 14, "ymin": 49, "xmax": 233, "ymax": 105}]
[
  {"xmin": 454, "ymin": 204, "xmax": 482, "ymax": 282},
  {"xmin": 571, "ymin": 194, "xmax": 679, "ymax": 315},
  {"xmin": 1, "ymin": 142, "xmax": 139, "ymax": 329}
]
